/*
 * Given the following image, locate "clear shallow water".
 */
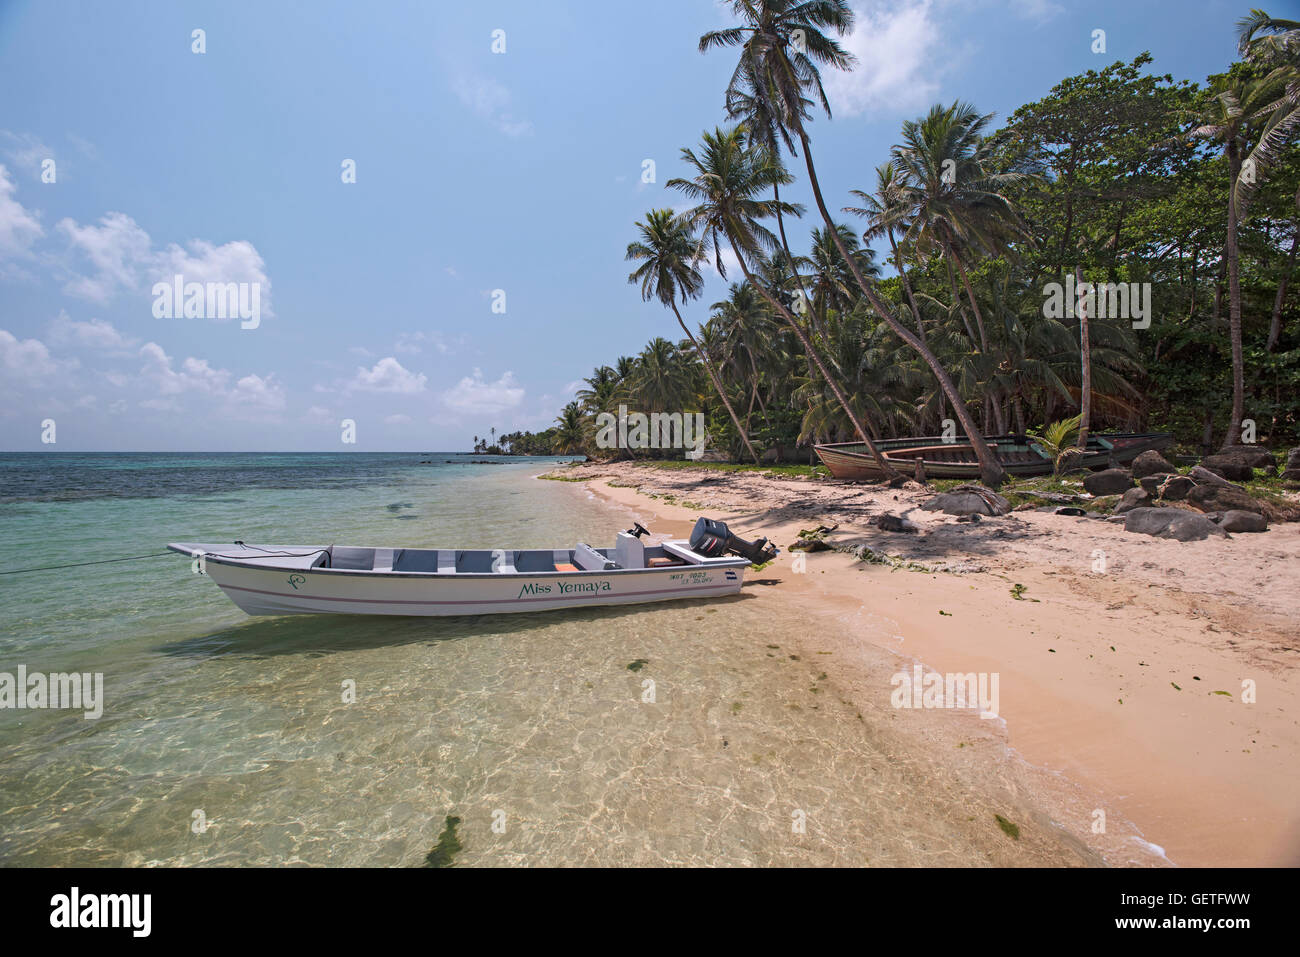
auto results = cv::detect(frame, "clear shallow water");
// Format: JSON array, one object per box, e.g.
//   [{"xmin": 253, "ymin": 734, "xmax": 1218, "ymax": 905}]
[{"xmin": 0, "ymin": 454, "xmax": 1092, "ymax": 866}]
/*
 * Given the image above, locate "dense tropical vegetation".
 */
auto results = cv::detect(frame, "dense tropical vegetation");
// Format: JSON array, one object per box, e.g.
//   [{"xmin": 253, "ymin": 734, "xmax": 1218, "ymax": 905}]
[{"xmin": 493, "ymin": 7, "xmax": 1300, "ymax": 483}]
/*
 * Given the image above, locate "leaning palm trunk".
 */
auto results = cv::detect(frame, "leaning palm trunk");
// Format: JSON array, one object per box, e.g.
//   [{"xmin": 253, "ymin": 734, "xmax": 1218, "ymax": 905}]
[
  {"xmin": 670, "ymin": 302, "xmax": 760, "ymax": 464},
  {"xmin": 732, "ymin": 250, "xmax": 902, "ymax": 481},
  {"xmin": 797, "ymin": 131, "xmax": 1005, "ymax": 487},
  {"xmin": 1075, "ymin": 266, "xmax": 1092, "ymax": 449}
]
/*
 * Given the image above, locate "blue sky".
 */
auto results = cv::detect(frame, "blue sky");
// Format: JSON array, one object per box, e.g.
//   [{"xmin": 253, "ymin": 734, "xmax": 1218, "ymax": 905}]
[{"xmin": 0, "ymin": 0, "xmax": 1249, "ymax": 451}]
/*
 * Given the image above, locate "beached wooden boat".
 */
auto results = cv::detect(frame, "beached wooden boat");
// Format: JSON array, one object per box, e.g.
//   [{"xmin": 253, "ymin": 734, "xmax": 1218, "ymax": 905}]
[
  {"xmin": 168, "ymin": 521, "xmax": 775, "ymax": 617},
  {"xmin": 814, "ymin": 432, "xmax": 1174, "ymax": 481}
]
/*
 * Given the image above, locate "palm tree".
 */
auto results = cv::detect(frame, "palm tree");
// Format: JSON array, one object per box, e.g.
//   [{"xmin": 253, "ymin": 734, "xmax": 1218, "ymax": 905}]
[
  {"xmin": 726, "ymin": 62, "xmax": 813, "ymax": 299},
  {"xmin": 627, "ymin": 337, "xmax": 699, "ymax": 414},
  {"xmin": 708, "ymin": 281, "xmax": 786, "ymax": 431},
  {"xmin": 846, "ymin": 163, "xmax": 927, "ymax": 342},
  {"xmin": 613, "ymin": 355, "xmax": 637, "ymax": 384},
  {"xmin": 667, "ymin": 125, "xmax": 902, "ymax": 479},
  {"xmin": 627, "ymin": 209, "xmax": 760, "ymax": 462},
  {"xmin": 577, "ymin": 365, "xmax": 623, "ymax": 417},
  {"xmin": 700, "ymin": 0, "xmax": 1006, "ymax": 485},
  {"xmin": 803, "ymin": 224, "xmax": 877, "ymax": 329},
  {"xmin": 1178, "ymin": 67, "xmax": 1296, "ymax": 445},
  {"xmin": 1237, "ymin": 12, "xmax": 1300, "ymax": 353},
  {"xmin": 552, "ymin": 401, "xmax": 587, "ymax": 454},
  {"xmin": 889, "ymin": 102, "xmax": 1030, "ymax": 355}
]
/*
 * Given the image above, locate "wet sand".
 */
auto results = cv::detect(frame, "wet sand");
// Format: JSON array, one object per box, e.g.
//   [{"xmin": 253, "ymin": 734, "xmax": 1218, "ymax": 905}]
[{"xmin": 556, "ymin": 461, "xmax": 1300, "ymax": 867}]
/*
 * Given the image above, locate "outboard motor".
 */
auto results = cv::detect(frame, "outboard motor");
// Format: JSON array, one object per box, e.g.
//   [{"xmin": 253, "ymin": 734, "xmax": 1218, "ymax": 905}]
[{"xmin": 689, "ymin": 517, "xmax": 778, "ymax": 564}]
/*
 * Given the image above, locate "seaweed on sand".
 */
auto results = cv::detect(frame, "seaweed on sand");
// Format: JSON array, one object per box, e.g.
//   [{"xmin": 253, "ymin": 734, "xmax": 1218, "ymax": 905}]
[{"xmin": 424, "ymin": 815, "xmax": 463, "ymax": 867}]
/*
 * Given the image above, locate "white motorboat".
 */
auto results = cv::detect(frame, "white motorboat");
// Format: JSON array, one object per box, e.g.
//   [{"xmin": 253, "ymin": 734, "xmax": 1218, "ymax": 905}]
[{"xmin": 168, "ymin": 519, "xmax": 776, "ymax": 618}]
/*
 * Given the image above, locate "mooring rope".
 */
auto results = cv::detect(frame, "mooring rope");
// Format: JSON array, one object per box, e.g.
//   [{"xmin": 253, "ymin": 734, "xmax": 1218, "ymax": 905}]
[{"xmin": 0, "ymin": 552, "xmax": 173, "ymax": 575}]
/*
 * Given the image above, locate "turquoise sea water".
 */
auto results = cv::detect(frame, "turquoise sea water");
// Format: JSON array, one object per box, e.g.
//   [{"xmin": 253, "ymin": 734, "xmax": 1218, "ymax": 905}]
[{"xmin": 0, "ymin": 453, "xmax": 1095, "ymax": 866}]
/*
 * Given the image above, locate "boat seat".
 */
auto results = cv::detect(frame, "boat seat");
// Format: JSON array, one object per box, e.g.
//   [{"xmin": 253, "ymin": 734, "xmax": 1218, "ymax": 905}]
[
  {"xmin": 437, "ymin": 550, "xmax": 456, "ymax": 574},
  {"xmin": 515, "ymin": 551, "xmax": 557, "ymax": 573},
  {"xmin": 392, "ymin": 549, "xmax": 440, "ymax": 573},
  {"xmin": 373, "ymin": 548, "xmax": 395, "ymax": 572},
  {"xmin": 574, "ymin": 542, "xmax": 617, "ymax": 572},
  {"xmin": 330, "ymin": 546, "xmax": 375, "ymax": 570},
  {"xmin": 455, "ymin": 550, "xmax": 499, "ymax": 573}
]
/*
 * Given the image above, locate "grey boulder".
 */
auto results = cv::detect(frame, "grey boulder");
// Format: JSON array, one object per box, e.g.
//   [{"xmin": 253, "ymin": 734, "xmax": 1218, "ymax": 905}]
[
  {"xmin": 875, "ymin": 513, "xmax": 920, "ymax": 533},
  {"xmin": 1158, "ymin": 475, "xmax": 1197, "ymax": 501},
  {"xmin": 1123, "ymin": 507, "xmax": 1229, "ymax": 541},
  {"xmin": 1189, "ymin": 465, "xmax": 1232, "ymax": 487},
  {"xmin": 920, "ymin": 485, "xmax": 1010, "ymax": 517},
  {"xmin": 1114, "ymin": 487, "xmax": 1153, "ymax": 514},
  {"xmin": 1083, "ymin": 468, "xmax": 1134, "ymax": 496},
  {"xmin": 1200, "ymin": 455, "xmax": 1254, "ymax": 482},
  {"xmin": 1218, "ymin": 510, "xmax": 1268, "ymax": 533},
  {"xmin": 1216, "ymin": 445, "xmax": 1277, "ymax": 470},
  {"xmin": 1139, "ymin": 473, "xmax": 1171, "ymax": 495},
  {"xmin": 1282, "ymin": 447, "xmax": 1300, "ymax": 482},
  {"xmin": 1187, "ymin": 484, "xmax": 1265, "ymax": 515},
  {"xmin": 1131, "ymin": 450, "xmax": 1176, "ymax": 479}
]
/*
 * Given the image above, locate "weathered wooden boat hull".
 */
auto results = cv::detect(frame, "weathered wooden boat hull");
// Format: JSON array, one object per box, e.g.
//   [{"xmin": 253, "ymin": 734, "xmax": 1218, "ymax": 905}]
[
  {"xmin": 813, "ymin": 433, "xmax": 1174, "ymax": 481},
  {"xmin": 167, "ymin": 541, "xmax": 750, "ymax": 617}
]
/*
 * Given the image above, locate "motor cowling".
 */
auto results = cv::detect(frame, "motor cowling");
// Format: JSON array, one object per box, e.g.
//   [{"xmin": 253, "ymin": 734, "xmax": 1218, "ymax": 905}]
[{"xmin": 689, "ymin": 517, "xmax": 778, "ymax": 564}]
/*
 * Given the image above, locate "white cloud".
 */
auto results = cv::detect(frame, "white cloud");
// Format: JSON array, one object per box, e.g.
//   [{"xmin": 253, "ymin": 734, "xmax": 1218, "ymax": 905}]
[
  {"xmin": 1007, "ymin": 0, "xmax": 1063, "ymax": 23},
  {"xmin": 0, "ymin": 132, "xmax": 53, "ymax": 180},
  {"xmin": 823, "ymin": 1, "xmax": 941, "ymax": 118},
  {"xmin": 0, "ymin": 328, "xmax": 62, "ymax": 383},
  {"xmin": 56, "ymin": 211, "xmax": 152, "ymax": 301},
  {"xmin": 139, "ymin": 341, "xmax": 230, "ymax": 396},
  {"xmin": 56, "ymin": 211, "xmax": 273, "ymax": 317},
  {"xmin": 229, "ymin": 373, "xmax": 286, "ymax": 411},
  {"xmin": 384, "ymin": 413, "xmax": 412, "ymax": 425},
  {"xmin": 153, "ymin": 238, "xmax": 273, "ymax": 314},
  {"xmin": 0, "ymin": 164, "xmax": 43, "ymax": 263},
  {"xmin": 395, "ymin": 330, "xmax": 453, "ymax": 356},
  {"xmin": 452, "ymin": 75, "xmax": 533, "ymax": 137},
  {"xmin": 347, "ymin": 356, "xmax": 428, "ymax": 394},
  {"xmin": 561, "ymin": 379, "xmax": 584, "ymax": 395},
  {"xmin": 67, "ymin": 133, "xmax": 98, "ymax": 160},
  {"xmin": 134, "ymin": 341, "xmax": 285, "ymax": 416},
  {"xmin": 48, "ymin": 311, "xmax": 133, "ymax": 352},
  {"xmin": 441, "ymin": 368, "xmax": 524, "ymax": 415}
]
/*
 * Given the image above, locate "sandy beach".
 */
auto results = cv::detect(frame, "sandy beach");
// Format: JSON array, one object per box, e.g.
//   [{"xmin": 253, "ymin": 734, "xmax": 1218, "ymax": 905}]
[{"xmin": 547, "ymin": 461, "xmax": 1300, "ymax": 867}]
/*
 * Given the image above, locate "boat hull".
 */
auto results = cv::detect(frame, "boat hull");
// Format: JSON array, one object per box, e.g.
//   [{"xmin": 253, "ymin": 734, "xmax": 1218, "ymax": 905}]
[{"xmin": 195, "ymin": 554, "xmax": 746, "ymax": 617}]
